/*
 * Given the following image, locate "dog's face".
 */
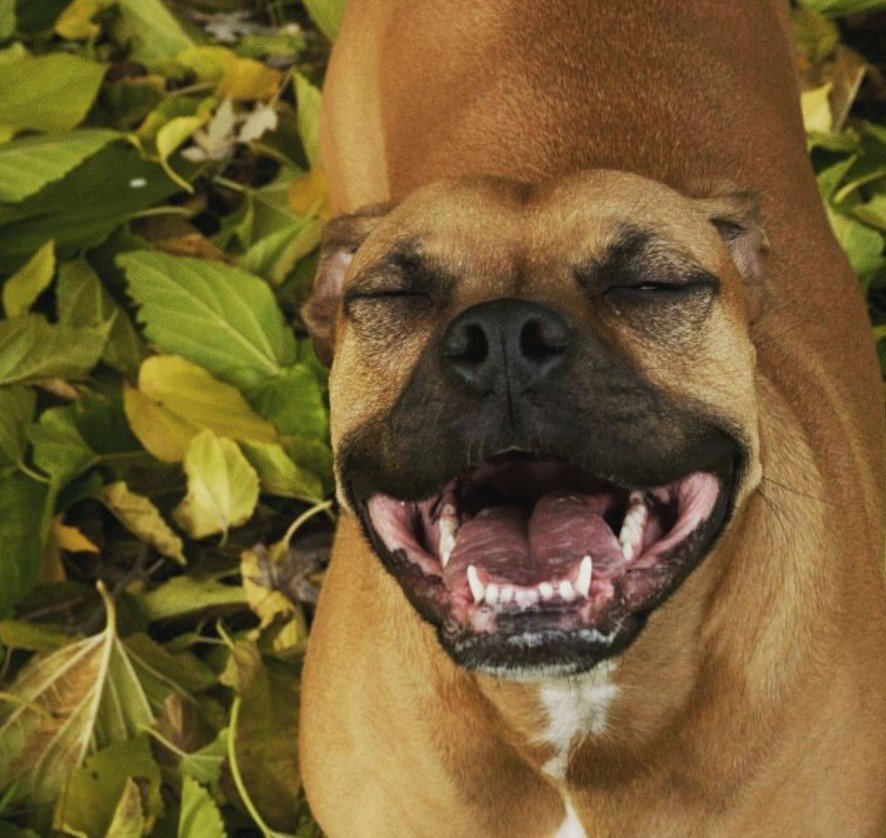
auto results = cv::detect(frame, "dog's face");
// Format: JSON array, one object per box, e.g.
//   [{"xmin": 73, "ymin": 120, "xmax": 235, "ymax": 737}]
[{"xmin": 304, "ymin": 170, "xmax": 765, "ymax": 678}]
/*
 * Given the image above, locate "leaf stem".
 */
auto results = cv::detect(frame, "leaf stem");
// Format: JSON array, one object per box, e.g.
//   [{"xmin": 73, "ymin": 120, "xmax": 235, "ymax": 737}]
[
  {"xmin": 280, "ymin": 499, "xmax": 334, "ymax": 553},
  {"xmin": 228, "ymin": 696, "xmax": 290, "ymax": 837}
]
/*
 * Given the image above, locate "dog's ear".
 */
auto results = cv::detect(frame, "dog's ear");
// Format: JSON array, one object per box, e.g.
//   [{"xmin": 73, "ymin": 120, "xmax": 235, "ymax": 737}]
[
  {"xmin": 694, "ymin": 191, "xmax": 769, "ymax": 285},
  {"xmin": 301, "ymin": 203, "xmax": 392, "ymax": 365}
]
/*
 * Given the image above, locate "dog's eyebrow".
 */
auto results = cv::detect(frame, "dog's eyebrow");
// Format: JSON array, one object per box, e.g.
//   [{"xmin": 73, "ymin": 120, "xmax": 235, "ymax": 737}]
[
  {"xmin": 357, "ymin": 241, "xmax": 459, "ymax": 292},
  {"xmin": 577, "ymin": 225, "xmax": 714, "ymax": 288}
]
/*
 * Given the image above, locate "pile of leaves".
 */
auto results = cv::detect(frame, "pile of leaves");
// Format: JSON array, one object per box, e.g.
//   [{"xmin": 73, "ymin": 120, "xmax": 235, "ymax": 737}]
[{"xmin": 0, "ymin": 0, "xmax": 882, "ymax": 835}]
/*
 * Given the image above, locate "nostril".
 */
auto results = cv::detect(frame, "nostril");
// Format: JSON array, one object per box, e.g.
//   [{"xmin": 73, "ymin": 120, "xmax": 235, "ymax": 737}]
[
  {"xmin": 446, "ymin": 322, "xmax": 489, "ymax": 366},
  {"xmin": 520, "ymin": 318, "xmax": 568, "ymax": 360}
]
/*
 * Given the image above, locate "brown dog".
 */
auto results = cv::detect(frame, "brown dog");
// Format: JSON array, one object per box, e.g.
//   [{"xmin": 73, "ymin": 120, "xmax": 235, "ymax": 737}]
[{"xmin": 299, "ymin": 2, "xmax": 886, "ymax": 835}]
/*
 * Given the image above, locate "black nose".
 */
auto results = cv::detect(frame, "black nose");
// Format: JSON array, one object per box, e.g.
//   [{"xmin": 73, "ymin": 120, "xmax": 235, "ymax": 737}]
[{"xmin": 441, "ymin": 298, "xmax": 571, "ymax": 395}]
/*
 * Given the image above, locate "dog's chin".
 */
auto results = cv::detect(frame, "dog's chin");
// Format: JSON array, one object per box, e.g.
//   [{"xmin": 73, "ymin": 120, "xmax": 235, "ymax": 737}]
[{"xmin": 354, "ymin": 450, "xmax": 738, "ymax": 679}]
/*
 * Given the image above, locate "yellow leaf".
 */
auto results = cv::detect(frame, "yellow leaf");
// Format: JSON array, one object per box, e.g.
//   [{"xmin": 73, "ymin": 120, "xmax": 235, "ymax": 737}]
[
  {"xmin": 156, "ymin": 114, "xmax": 208, "ymax": 191},
  {"xmin": 123, "ymin": 383, "xmax": 194, "ymax": 463},
  {"xmin": 173, "ymin": 430, "xmax": 260, "ymax": 540},
  {"xmin": 101, "ymin": 481, "xmax": 186, "ymax": 564},
  {"xmin": 55, "ymin": 0, "xmax": 113, "ymax": 40},
  {"xmin": 240, "ymin": 547, "xmax": 307, "ymax": 654},
  {"xmin": 217, "ymin": 57, "xmax": 283, "ymax": 102},
  {"xmin": 2, "ymin": 240, "xmax": 55, "ymax": 317},
  {"xmin": 287, "ymin": 167, "xmax": 331, "ymax": 220},
  {"xmin": 131, "ymin": 215, "xmax": 230, "ymax": 262},
  {"xmin": 801, "ymin": 82, "xmax": 833, "ymax": 135},
  {"xmin": 53, "ymin": 519, "xmax": 99, "ymax": 554},
  {"xmin": 174, "ymin": 46, "xmax": 236, "ymax": 84},
  {"xmin": 124, "ymin": 355, "xmax": 278, "ymax": 462}
]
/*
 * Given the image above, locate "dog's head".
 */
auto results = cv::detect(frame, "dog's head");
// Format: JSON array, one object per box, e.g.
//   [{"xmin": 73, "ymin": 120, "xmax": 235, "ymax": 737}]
[{"xmin": 303, "ymin": 170, "xmax": 766, "ymax": 678}]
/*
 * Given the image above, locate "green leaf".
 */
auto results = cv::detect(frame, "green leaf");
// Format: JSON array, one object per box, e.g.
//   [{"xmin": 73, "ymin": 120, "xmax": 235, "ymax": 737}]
[
  {"xmin": 111, "ymin": 0, "xmax": 195, "ymax": 69},
  {"xmin": 179, "ymin": 776, "xmax": 226, "ymax": 838},
  {"xmin": 239, "ymin": 439, "xmax": 324, "ymax": 501},
  {"xmin": 179, "ymin": 728, "xmax": 228, "ymax": 793},
  {"xmin": 100, "ymin": 481, "xmax": 186, "ymax": 565},
  {"xmin": 28, "ymin": 405, "xmax": 99, "ymax": 488},
  {"xmin": 155, "ymin": 113, "xmax": 208, "ymax": 190},
  {"xmin": 103, "ymin": 777, "xmax": 146, "ymax": 838},
  {"xmin": 798, "ymin": 0, "xmax": 886, "ymax": 16},
  {"xmin": 2, "ymin": 240, "xmax": 54, "ymax": 317},
  {"xmin": 223, "ymin": 642, "xmax": 302, "ymax": 832},
  {"xmin": 0, "ymin": 586, "xmax": 201, "ymax": 810},
  {"xmin": 0, "ymin": 53, "xmax": 106, "ymax": 132},
  {"xmin": 246, "ymin": 365, "xmax": 328, "ymax": 440},
  {"xmin": 0, "ymin": 473, "xmax": 50, "ymax": 615},
  {"xmin": 173, "ymin": 430, "xmax": 260, "ymax": 540},
  {"xmin": 241, "ymin": 215, "xmax": 323, "ymax": 285},
  {"xmin": 301, "ymin": 0, "xmax": 347, "ymax": 42},
  {"xmin": 0, "ymin": 142, "xmax": 180, "ymax": 273},
  {"xmin": 826, "ymin": 205, "xmax": 885, "ymax": 279},
  {"xmin": 0, "ymin": 619, "xmax": 72, "ymax": 652},
  {"xmin": 123, "ymin": 355, "xmax": 279, "ymax": 463},
  {"xmin": 55, "ymin": 736, "xmax": 161, "ymax": 837},
  {"xmin": 119, "ymin": 250, "xmax": 298, "ymax": 389},
  {"xmin": 0, "ymin": 0, "xmax": 14, "ymax": 40},
  {"xmin": 294, "ymin": 73, "xmax": 323, "ymax": 169},
  {"xmin": 56, "ymin": 259, "xmax": 147, "ymax": 377},
  {"xmin": 0, "ymin": 314, "xmax": 107, "ymax": 386},
  {"xmin": 133, "ymin": 576, "xmax": 246, "ymax": 623},
  {"xmin": 814, "ymin": 153, "xmax": 857, "ymax": 200},
  {"xmin": 0, "ymin": 130, "xmax": 120, "ymax": 203},
  {"xmin": 0, "ymin": 386, "xmax": 35, "ymax": 471}
]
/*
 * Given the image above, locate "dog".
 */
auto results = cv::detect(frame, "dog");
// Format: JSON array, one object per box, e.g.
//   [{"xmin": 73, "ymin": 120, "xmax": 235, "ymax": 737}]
[{"xmin": 299, "ymin": 1, "xmax": 886, "ymax": 835}]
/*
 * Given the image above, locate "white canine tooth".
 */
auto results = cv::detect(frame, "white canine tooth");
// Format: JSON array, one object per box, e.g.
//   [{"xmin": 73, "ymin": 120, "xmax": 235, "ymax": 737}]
[
  {"xmin": 538, "ymin": 582, "xmax": 555, "ymax": 600},
  {"xmin": 619, "ymin": 492, "xmax": 648, "ymax": 562},
  {"xmin": 575, "ymin": 555, "xmax": 593, "ymax": 598},
  {"xmin": 485, "ymin": 583, "xmax": 500, "ymax": 606},
  {"xmin": 467, "ymin": 565, "xmax": 485, "ymax": 603},
  {"xmin": 438, "ymin": 505, "xmax": 459, "ymax": 568},
  {"xmin": 558, "ymin": 580, "xmax": 576, "ymax": 601},
  {"xmin": 500, "ymin": 585, "xmax": 515, "ymax": 604}
]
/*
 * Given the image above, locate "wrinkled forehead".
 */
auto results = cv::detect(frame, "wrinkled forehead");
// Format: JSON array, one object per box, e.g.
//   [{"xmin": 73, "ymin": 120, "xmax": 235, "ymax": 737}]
[{"xmin": 350, "ymin": 171, "xmax": 724, "ymax": 278}]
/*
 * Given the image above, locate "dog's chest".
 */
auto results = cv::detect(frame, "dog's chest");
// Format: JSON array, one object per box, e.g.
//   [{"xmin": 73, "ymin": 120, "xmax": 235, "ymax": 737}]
[{"xmin": 536, "ymin": 661, "xmax": 619, "ymax": 781}]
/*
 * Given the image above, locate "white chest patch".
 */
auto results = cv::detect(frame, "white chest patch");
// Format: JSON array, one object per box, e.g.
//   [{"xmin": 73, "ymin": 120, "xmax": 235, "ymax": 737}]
[
  {"xmin": 537, "ymin": 660, "xmax": 619, "ymax": 779},
  {"xmin": 554, "ymin": 797, "xmax": 587, "ymax": 838}
]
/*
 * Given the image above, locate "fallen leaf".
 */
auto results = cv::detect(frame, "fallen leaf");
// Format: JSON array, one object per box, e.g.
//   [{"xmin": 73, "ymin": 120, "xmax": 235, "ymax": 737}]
[
  {"xmin": 101, "ymin": 481, "xmax": 186, "ymax": 564},
  {"xmin": 0, "ymin": 314, "xmax": 107, "ymax": 387},
  {"xmin": 133, "ymin": 575, "xmax": 247, "ymax": 622},
  {"xmin": 179, "ymin": 776, "xmax": 226, "ymax": 838},
  {"xmin": 119, "ymin": 250, "xmax": 298, "ymax": 390},
  {"xmin": 239, "ymin": 103, "xmax": 279, "ymax": 143},
  {"xmin": 54, "ymin": 0, "xmax": 114, "ymax": 40},
  {"xmin": 241, "ymin": 546, "xmax": 308, "ymax": 655},
  {"xmin": 0, "ymin": 53, "xmax": 106, "ymax": 132},
  {"xmin": 53, "ymin": 519, "xmax": 99, "ymax": 554},
  {"xmin": 54, "ymin": 736, "xmax": 161, "ymax": 837},
  {"xmin": 218, "ymin": 56, "xmax": 283, "ymax": 101},
  {"xmin": 173, "ymin": 430, "xmax": 260, "ymax": 540},
  {"xmin": 124, "ymin": 355, "xmax": 279, "ymax": 462},
  {"xmin": 0, "ymin": 585, "xmax": 189, "ymax": 811},
  {"xmin": 221, "ymin": 641, "xmax": 302, "ymax": 832},
  {"xmin": 0, "ymin": 130, "xmax": 121, "ymax": 203}
]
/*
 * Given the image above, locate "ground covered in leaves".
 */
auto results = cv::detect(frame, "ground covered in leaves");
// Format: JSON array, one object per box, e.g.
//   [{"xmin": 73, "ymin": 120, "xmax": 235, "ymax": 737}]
[{"xmin": 0, "ymin": 1, "xmax": 883, "ymax": 835}]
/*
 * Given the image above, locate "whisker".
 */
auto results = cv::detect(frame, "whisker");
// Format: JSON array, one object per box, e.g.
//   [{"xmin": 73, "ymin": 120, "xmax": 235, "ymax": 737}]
[{"xmin": 760, "ymin": 476, "xmax": 846, "ymax": 509}]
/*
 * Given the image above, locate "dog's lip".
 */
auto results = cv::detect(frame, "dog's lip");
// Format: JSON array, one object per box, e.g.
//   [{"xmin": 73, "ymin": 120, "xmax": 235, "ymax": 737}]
[{"xmin": 352, "ymin": 450, "xmax": 739, "ymax": 675}]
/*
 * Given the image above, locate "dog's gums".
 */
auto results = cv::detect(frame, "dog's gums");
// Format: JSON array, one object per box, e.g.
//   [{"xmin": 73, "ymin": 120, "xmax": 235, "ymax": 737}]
[{"xmin": 360, "ymin": 452, "xmax": 733, "ymax": 676}]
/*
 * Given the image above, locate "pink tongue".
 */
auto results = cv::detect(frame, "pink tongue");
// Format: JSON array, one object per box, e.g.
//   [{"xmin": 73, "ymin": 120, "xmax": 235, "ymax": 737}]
[{"xmin": 446, "ymin": 492, "xmax": 621, "ymax": 585}]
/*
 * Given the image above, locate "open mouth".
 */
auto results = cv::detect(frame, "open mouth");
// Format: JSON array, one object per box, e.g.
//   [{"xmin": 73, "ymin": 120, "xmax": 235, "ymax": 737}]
[{"xmin": 358, "ymin": 452, "xmax": 735, "ymax": 677}]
